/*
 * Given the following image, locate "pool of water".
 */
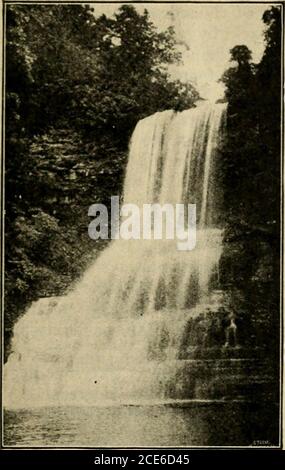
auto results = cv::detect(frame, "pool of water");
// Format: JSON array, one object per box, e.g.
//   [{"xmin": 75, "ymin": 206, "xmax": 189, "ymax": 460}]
[{"xmin": 3, "ymin": 401, "xmax": 279, "ymax": 447}]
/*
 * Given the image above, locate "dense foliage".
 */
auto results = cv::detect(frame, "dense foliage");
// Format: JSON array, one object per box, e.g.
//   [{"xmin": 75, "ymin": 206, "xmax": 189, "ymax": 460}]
[
  {"xmin": 5, "ymin": 4, "xmax": 199, "ymax": 351},
  {"xmin": 220, "ymin": 5, "xmax": 281, "ymax": 280},
  {"xmin": 219, "ymin": 6, "xmax": 281, "ymax": 356}
]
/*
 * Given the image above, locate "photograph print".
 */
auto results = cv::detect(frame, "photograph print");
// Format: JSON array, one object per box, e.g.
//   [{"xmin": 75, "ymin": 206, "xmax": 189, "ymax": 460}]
[{"xmin": 1, "ymin": 0, "xmax": 283, "ymax": 448}]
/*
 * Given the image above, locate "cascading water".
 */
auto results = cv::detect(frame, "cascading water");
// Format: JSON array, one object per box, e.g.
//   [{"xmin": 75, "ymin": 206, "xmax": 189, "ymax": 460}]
[{"xmin": 4, "ymin": 102, "xmax": 227, "ymax": 408}]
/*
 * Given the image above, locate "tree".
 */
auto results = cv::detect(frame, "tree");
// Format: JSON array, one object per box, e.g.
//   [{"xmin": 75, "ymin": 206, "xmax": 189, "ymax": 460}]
[
  {"xmin": 230, "ymin": 45, "xmax": 252, "ymax": 65},
  {"xmin": 4, "ymin": 3, "xmax": 199, "ymax": 353},
  {"xmin": 217, "ymin": 7, "xmax": 281, "ymax": 367},
  {"xmin": 219, "ymin": 7, "xmax": 281, "ymax": 357},
  {"xmin": 220, "ymin": 6, "xmax": 281, "ymax": 237}
]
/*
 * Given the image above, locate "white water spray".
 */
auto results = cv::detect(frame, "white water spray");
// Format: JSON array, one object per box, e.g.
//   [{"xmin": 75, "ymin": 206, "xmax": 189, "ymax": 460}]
[{"xmin": 4, "ymin": 102, "xmax": 227, "ymax": 408}]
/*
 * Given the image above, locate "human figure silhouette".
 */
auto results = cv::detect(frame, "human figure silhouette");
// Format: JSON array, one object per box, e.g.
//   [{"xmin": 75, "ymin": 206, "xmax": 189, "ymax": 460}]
[{"xmin": 224, "ymin": 312, "xmax": 237, "ymax": 347}]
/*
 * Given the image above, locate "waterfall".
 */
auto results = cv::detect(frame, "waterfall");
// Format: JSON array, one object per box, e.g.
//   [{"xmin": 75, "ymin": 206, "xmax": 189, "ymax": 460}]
[{"xmin": 4, "ymin": 102, "xmax": 227, "ymax": 408}]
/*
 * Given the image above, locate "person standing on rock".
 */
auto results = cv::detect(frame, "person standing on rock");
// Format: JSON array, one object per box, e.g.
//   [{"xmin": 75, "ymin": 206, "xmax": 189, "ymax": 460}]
[{"xmin": 224, "ymin": 311, "xmax": 237, "ymax": 347}]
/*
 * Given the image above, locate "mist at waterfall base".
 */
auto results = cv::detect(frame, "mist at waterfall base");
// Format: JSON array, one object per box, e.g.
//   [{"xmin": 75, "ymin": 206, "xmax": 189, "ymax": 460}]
[{"xmin": 6, "ymin": 101, "xmax": 267, "ymax": 446}]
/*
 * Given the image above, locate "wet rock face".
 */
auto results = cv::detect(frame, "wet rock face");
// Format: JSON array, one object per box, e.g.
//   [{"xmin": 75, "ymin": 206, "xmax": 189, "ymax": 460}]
[
  {"xmin": 164, "ymin": 356, "xmax": 277, "ymax": 402},
  {"xmin": 178, "ymin": 308, "xmax": 233, "ymax": 353},
  {"xmin": 219, "ymin": 237, "xmax": 277, "ymax": 286},
  {"xmin": 167, "ymin": 288, "xmax": 279, "ymax": 403}
]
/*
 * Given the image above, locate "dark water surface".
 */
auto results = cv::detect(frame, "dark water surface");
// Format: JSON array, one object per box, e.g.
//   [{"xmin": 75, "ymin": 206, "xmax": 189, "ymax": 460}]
[{"xmin": 4, "ymin": 401, "xmax": 279, "ymax": 447}]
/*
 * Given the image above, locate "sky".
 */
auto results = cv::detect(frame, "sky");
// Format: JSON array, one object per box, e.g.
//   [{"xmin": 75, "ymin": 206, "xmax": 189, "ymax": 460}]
[{"xmin": 90, "ymin": 2, "xmax": 272, "ymax": 101}]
